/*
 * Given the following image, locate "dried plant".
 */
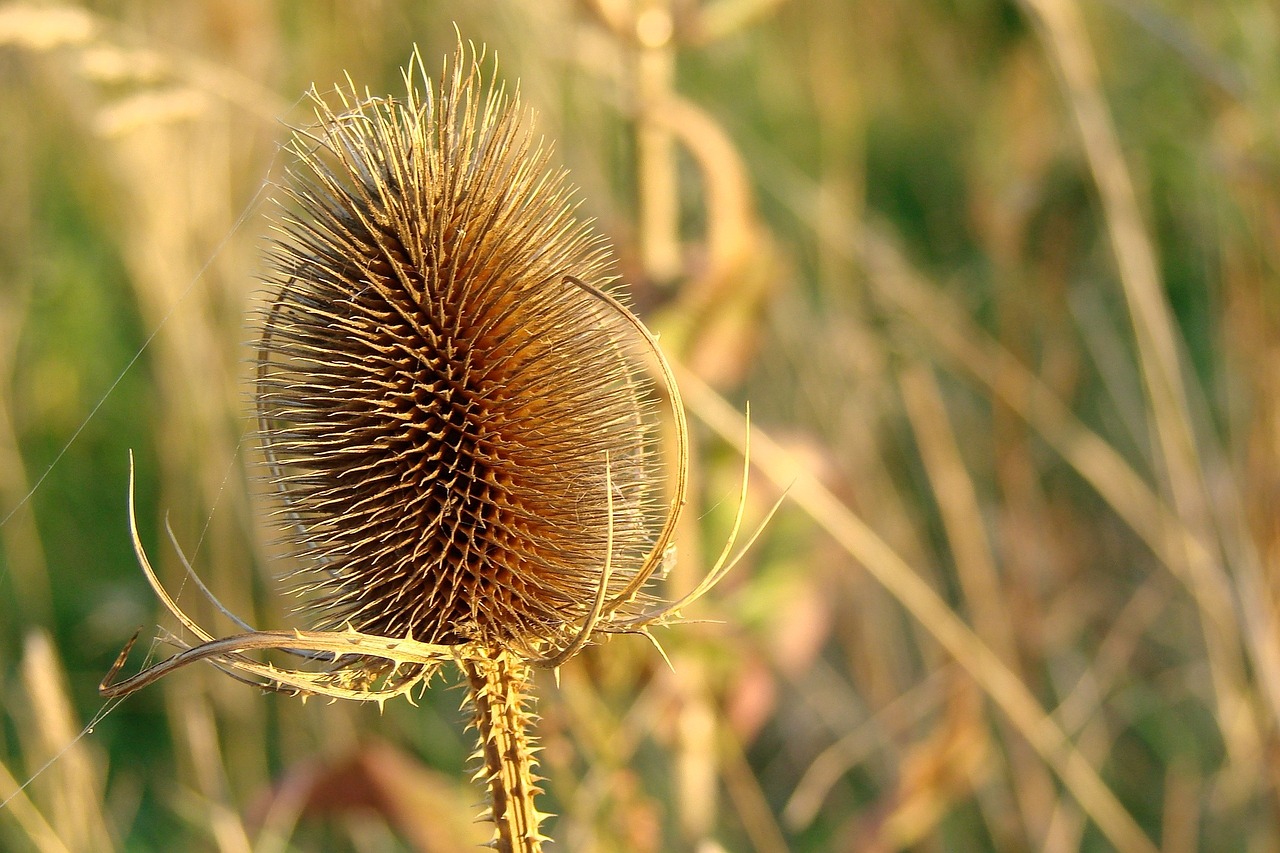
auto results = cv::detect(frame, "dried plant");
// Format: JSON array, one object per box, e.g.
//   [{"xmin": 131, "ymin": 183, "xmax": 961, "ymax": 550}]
[{"xmin": 99, "ymin": 43, "xmax": 758, "ymax": 852}]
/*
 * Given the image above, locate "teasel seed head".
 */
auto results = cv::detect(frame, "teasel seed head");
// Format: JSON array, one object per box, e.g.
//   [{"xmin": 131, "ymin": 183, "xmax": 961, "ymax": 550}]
[{"xmin": 255, "ymin": 45, "xmax": 669, "ymax": 653}]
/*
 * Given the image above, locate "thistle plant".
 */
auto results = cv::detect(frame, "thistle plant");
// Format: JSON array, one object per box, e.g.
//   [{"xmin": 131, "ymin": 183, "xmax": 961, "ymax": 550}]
[{"xmin": 100, "ymin": 43, "xmax": 757, "ymax": 852}]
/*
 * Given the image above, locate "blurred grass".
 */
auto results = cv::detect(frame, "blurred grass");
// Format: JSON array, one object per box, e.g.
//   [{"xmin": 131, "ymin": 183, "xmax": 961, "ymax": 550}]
[{"xmin": 3, "ymin": 0, "xmax": 1280, "ymax": 850}]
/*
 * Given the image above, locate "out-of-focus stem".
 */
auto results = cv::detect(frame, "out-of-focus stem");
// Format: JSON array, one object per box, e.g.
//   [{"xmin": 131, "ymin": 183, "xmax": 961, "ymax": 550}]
[
  {"xmin": 635, "ymin": 0, "xmax": 682, "ymax": 285},
  {"xmin": 1020, "ymin": 0, "xmax": 1272, "ymax": 772},
  {"xmin": 679, "ymin": 366, "xmax": 1160, "ymax": 853}
]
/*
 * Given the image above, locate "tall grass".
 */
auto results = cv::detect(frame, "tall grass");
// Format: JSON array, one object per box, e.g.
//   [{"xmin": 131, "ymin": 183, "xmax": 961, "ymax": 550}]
[{"xmin": 2, "ymin": 1, "xmax": 1279, "ymax": 850}]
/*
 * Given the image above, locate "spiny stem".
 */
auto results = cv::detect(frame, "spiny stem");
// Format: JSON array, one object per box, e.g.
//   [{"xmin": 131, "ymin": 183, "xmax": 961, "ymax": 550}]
[{"xmin": 463, "ymin": 646, "xmax": 548, "ymax": 853}]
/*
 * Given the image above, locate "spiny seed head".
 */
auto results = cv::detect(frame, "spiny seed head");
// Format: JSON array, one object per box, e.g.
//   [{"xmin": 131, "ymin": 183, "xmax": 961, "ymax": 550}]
[{"xmin": 256, "ymin": 45, "xmax": 666, "ymax": 651}]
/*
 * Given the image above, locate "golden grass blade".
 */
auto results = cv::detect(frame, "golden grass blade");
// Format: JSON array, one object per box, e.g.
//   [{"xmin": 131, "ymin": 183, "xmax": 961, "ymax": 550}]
[
  {"xmin": 879, "ymin": 270, "xmax": 1270, "ymax": 761},
  {"xmin": 171, "ymin": 693, "xmax": 252, "ymax": 853},
  {"xmin": 1019, "ymin": 0, "xmax": 1280, "ymax": 757},
  {"xmin": 0, "ymin": 758, "xmax": 71, "ymax": 853},
  {"xmin": 898, "ymin": 363, "xmax": 1059, "ymax": 838},
  {"xmin": 754, "ymin": 145, "xmax": 1257, "ymax": 741},
  {"xmin": 763, "ymin": 157, "xmax": 1230, "ymax": 622},
  {"xmin": 897, "ymin": 363, "xmax": 1016, "ymax": 662},
  {"xmin": 18, "ymin": 633, "xmax": 114, "ymax": 852},
  {"xmin": 0, "ymin": 286, "xmax": 51, "ymax": 622},
  {"xmin": 678, "ymin": 366, "xmax": 1159, "ymax": 853},
  {"xmin": 719, "ymin": 722, "xmax": 791, "ymax": 853},
  {"xmin": 832, "ymin": 213, "xmax": 1258, "ymax": 777},
  {"xmin": 785, "ymin": 668, "xmax": 949, "ymax": 828}
]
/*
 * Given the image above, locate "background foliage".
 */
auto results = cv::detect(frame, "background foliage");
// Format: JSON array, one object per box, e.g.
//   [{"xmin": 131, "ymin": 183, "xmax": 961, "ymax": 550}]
[{"xmin": 2, "ymin": 1, "xmax": 1280, "ymax": 850}]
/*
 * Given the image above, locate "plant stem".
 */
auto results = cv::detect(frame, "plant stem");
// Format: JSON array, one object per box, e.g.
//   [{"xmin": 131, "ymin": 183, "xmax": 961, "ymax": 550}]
[
  {"xmin": 635, "ymin": 0, "xmax": 681, "ymax": 286},
  {"xmin": 463, "ymin": 646, "xmax": 547, "ymax": 853}
]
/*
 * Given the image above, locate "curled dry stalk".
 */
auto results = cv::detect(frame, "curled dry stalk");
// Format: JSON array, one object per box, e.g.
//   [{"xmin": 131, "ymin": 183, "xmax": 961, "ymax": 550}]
[{"xmin": 100, "ymin": 43, "xmax": 773, "ymax": 852}]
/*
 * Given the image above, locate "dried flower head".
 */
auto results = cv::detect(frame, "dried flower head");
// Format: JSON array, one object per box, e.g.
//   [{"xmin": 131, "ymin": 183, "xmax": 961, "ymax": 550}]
[
  {"xmin": 256, "ymin": 45, "xmax": 674, "ymax": 653},
  {"xmin": 103, "ymin": 42, "xmax": 760, "ymax": 852}
]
